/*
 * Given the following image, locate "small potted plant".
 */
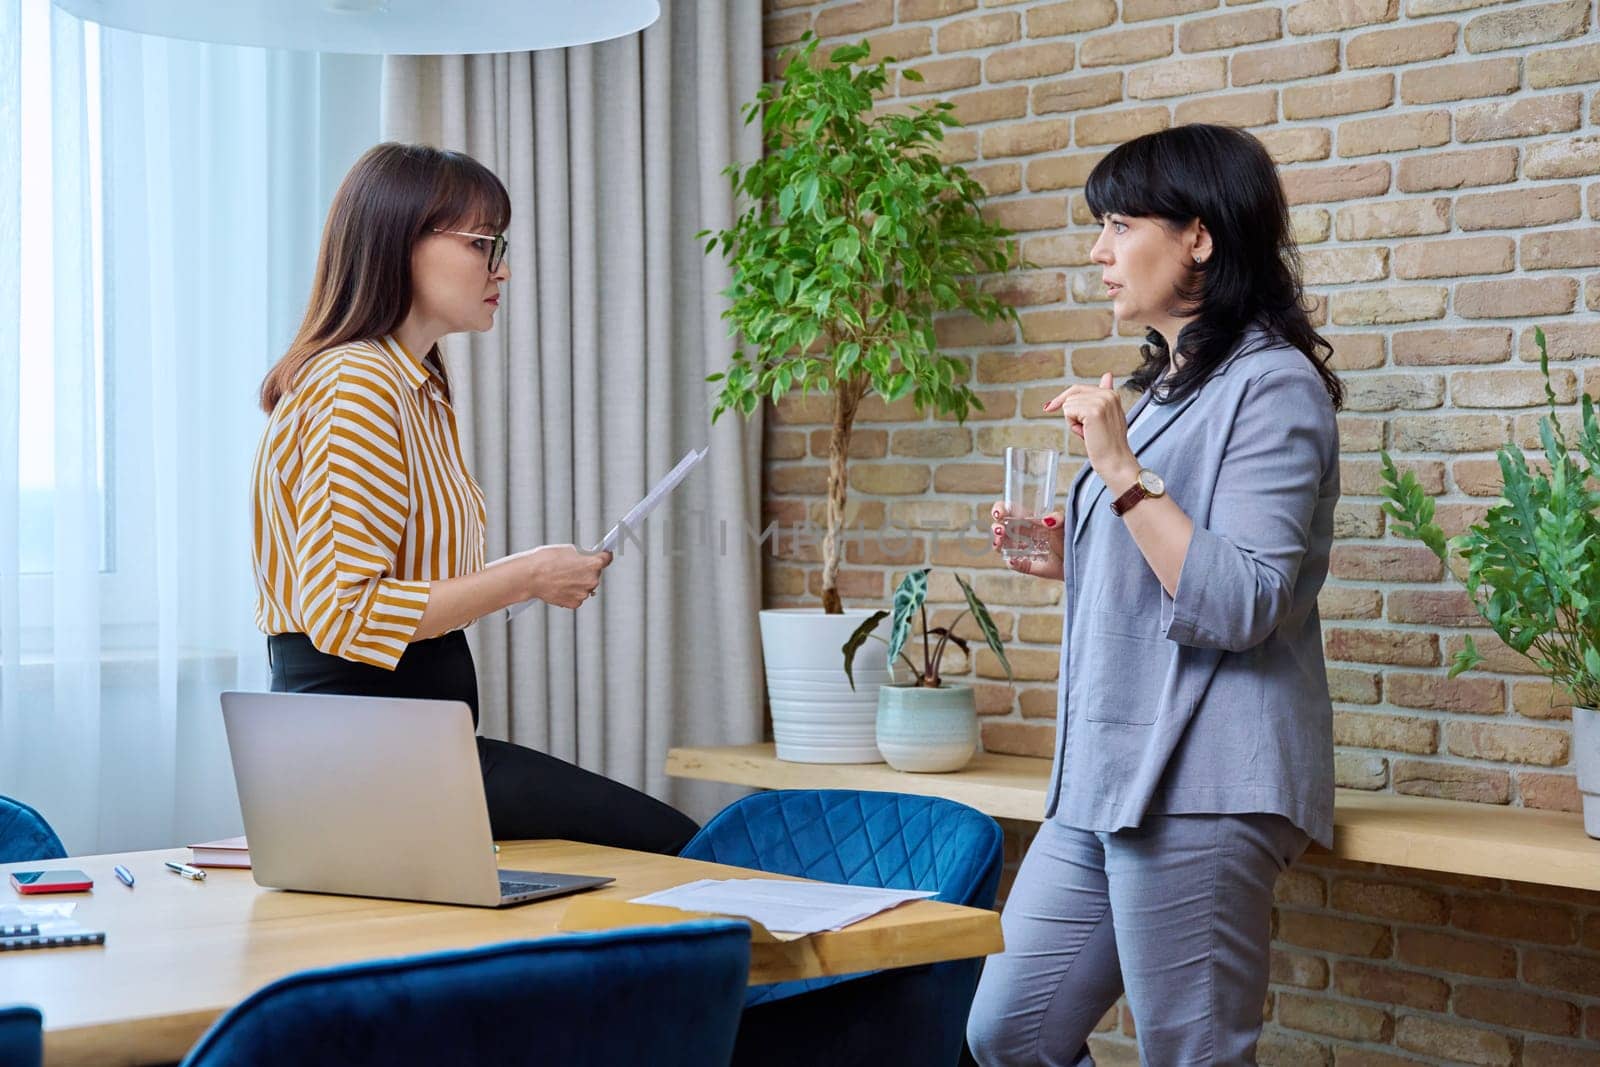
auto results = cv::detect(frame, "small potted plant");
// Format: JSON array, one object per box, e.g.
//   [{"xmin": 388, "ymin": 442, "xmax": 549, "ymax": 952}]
[
  {"xmin": 842, "ymin": 568, "xmax": 1012, "ymax": 772},
  {"xmin": 1381, "ymin": 327, "xmax": 1600, "ymax": 837}
]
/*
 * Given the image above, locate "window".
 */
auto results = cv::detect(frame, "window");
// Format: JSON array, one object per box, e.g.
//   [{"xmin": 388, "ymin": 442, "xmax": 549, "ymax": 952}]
[
  {"xmin": 2, "ymin": 0, "xmax": 382, "ymax": 853},
  {"xmin": 9, "ymin": 1, "xmax": 381, "ymax": 646},
  {"xmin": 17, "ymin": 0, "xmax": 110, "ymax": 578}
]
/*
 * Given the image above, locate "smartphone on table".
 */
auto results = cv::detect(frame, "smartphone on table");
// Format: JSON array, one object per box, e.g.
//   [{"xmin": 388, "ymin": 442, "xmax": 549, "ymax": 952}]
[{"xmin": 10, "ymin": 869, "xmax": 94, "ymax": 894}]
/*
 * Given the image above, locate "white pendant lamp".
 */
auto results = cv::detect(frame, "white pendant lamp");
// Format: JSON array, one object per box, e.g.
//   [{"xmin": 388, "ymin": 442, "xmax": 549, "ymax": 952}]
[{"xmin": 48, "ymin": 0, "xmax": 661, "ymax": 54}]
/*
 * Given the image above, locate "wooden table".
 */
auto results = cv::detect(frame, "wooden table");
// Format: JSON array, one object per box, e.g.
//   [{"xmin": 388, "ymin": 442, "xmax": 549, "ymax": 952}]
[
  {"xmin": 667, "ymin": 744, "xmax": 1600, "ymax": 893},
  {"xmin": 1, "ymin": 840, "xmax": 1002, "ymax": 1067}
]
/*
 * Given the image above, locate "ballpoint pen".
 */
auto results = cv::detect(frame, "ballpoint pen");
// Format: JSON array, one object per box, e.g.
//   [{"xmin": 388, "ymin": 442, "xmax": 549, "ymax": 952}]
[
  {"xmin": 113, "ymin": 864, "xmax": 135, "ymax": 889},
  {"xmin": 164, "ymin": 861, "xmax": 206, "ymax": 881}
]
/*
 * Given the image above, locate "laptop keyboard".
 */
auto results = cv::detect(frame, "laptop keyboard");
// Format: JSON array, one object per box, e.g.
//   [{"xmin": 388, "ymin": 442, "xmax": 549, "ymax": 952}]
[{"xmin": 500, "ymin": 879, "xmax": 559, "ymax": 896}]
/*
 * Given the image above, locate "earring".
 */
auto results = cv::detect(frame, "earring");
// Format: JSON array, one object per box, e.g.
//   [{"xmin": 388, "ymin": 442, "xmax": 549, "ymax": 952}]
[{"xmin": 1193, "ymin": 255, "xmax": 1204, "ymax": 265}]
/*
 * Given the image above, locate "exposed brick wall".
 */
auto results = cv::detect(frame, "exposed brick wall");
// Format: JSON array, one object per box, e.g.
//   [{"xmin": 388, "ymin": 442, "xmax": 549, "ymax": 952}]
[
  {"xmin": 759, "ymin": 0, "xmax": 1600, "ymax": 1059},
  {"xmin": 1251, "ymin": 853, "xmax": 1600, "ymax": 1066}
]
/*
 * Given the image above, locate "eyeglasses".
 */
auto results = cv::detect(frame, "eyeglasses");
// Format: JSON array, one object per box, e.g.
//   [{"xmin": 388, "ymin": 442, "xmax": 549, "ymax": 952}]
[{"xmin": 432, "ymin": 228, "xmax": 508, "ymax": 273}]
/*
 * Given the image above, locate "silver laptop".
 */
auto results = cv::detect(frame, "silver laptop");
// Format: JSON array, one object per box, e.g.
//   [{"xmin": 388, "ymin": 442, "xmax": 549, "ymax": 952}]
[{"xmin": 220, "ymin": 691, "xmax": 614, "ymax": 908}]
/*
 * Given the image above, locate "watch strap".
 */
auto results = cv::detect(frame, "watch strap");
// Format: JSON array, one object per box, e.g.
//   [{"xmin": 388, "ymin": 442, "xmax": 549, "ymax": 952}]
[
  {"xmin": 1109, "ymin": 479, "xmax": 1150, "ymax": 517},
  {"xmin": 1110, "ymin": 468, "xmax": 1163, "ymax": 517}
]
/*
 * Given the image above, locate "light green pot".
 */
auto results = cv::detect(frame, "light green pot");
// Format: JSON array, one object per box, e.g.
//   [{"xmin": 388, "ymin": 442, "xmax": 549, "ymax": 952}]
[{"xmin": 875, "ymin": 683, "xmax": 979, "ymax": 773}]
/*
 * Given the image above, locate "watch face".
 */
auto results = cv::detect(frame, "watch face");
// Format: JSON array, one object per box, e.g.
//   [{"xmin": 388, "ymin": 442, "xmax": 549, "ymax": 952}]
[{"xmin": 1138, "ymin": 469, "xmax": 1165, "ymax": 495}]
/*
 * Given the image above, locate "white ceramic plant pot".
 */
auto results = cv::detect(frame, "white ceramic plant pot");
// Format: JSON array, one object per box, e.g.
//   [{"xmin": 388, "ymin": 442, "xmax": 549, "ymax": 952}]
[
  {"xmin": 1573, "ymin": 706, "xmax": 1600, "ymax": 839},
  {"xmin": 759, "ymin": 608, "xmax": 889, "ymax": 764},
  {"xmin": 875, "ymin": 683, "xmax": 979, "ymax": 773}
]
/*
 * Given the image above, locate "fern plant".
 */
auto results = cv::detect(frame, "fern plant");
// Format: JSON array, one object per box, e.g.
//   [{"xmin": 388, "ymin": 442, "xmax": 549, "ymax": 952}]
[
  {"xmin": 842, "ymin": 568, "xmax": 1012, "ymax": 690},
  {"xmin": 1380, "ymin": 327, "xmax": 1600, "ymax": 708}
]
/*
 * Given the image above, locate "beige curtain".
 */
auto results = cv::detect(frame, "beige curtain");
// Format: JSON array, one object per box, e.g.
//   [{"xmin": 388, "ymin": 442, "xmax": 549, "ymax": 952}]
[{"xmin": 381, "ymin": 1, "xmax": 764, "ymax": 818}]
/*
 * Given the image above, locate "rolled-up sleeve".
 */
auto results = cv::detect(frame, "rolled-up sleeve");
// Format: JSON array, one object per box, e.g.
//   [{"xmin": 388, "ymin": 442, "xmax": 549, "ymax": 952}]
[
  {"xmin": 1163, "ymin": 368, "xmax": 1336, "ymax": 652},
  {"xmin": 290, "ymin": 368, "xmax": 429, "ymax": 669}
]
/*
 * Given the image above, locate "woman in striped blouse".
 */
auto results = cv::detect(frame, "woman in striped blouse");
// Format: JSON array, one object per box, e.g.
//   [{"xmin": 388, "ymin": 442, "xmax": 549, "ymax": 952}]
[{"xmin": 250, "ymin": 142, "xmax": 698, "ymax": 854}]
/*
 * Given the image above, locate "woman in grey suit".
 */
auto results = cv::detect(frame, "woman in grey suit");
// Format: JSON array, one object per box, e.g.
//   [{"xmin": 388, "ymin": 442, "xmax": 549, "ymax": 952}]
[{"xmin": 966, "ymin": 124, "xmax": 1345, "ymax": 1066}]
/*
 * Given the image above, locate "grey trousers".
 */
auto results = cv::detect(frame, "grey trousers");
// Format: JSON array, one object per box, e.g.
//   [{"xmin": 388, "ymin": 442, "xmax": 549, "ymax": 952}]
[{"xmin": 966, "ymin": 812, "xmax": 1308, "ymax": 1067}]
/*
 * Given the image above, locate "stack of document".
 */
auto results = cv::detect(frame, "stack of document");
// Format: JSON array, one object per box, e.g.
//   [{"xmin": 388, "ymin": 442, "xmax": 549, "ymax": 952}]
[{"xmin": 631, "ymin": 878, "xmax": 935, "ymax": 936}]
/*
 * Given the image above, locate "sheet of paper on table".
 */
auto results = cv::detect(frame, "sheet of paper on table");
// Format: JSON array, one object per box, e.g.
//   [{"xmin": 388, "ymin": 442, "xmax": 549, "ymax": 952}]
[
  {"xmin": 630, "ymin": 878, "xmax": 935, "ymax": 936},
  {"xmin": 0, "ymin": 903, "xmax": 77, "ymax": 924},
  {"xmin": 506, "ymin": 445, "xmax": 709, "ymax": 620}
]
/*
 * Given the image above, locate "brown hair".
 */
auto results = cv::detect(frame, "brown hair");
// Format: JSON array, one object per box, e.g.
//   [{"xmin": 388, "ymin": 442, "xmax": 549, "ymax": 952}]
[{"xmin": 259, "ymin": 142, "xmax": 512, "ymax": 412}]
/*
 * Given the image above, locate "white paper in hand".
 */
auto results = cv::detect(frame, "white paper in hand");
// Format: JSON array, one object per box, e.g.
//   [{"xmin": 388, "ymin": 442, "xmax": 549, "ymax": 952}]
[
  {"xmin": 593, "ymin": 445, "xmax": 709, "ymax": 553},
  {"xmin": 506, "ymin": 445, "xmax": 709, "ymax": 620}
]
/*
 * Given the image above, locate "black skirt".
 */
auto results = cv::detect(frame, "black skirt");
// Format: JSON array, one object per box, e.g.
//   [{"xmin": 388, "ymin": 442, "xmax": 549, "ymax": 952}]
[{"xmin": 269, "ymin": 631, "xmax": 483, "ymax": 724}]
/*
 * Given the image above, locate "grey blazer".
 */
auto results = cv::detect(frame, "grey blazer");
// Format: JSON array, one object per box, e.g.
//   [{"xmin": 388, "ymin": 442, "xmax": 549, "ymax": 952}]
[{"xmin": 1044, "ymin": 329, "xmax": 1341, "ymax": 848}]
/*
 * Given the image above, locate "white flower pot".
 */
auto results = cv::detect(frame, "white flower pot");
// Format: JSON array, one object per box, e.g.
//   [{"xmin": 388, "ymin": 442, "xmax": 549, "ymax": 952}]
[
  {"xmin": 1573, "ymin": 706, "xmax": 1600, "ymax": 839},
  {"xmin": 876, "ymin": 683, "xmax": 979, "ymax": 773},
  {"xmin": 759, "ymin": 609, "xmax": 889, "ymax": 764}
]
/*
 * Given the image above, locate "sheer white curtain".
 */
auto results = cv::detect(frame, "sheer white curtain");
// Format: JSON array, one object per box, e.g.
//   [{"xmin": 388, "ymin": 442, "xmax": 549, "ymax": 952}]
[{"xmin": 0, "ymin": 0, "xmax": 381, "ymax": 853}]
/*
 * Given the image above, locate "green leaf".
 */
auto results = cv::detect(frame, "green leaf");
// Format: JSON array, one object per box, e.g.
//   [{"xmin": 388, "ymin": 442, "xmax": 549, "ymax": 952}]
[
  {"xmin": 799, "ymin": 173, "xmax": 821, "ymax": 215},
  {"xmin": 1446, "ymin": 634, "xmax": 1484, "ymax": 679},
  {"xmin": 1379, "ymin": 451, "xmax": 1449, "ymax": 561},
  {"xmin": 956, "ymin": 574, "xmax": 1010, "ymax": 682},
  {"xmin": 835, "ymin": 341, "xmax": 861, "ymax": 375},
  {"xmin": 841, "ymin": 609, "xmax": 891, "ymax": 691},
  {"xmin": 887, "ymin": 568, "xmax": 930, "ymax": 667},
  {"xmin": 901, "ymin": 67, "xmax": 924, "ymax": 83}
]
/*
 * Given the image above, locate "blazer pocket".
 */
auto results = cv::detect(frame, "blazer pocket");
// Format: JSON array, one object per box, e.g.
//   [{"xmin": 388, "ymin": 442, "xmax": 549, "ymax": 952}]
[{"xmin": 1082, "ymin": 610, "xmax": 1161, "ymax": 725}]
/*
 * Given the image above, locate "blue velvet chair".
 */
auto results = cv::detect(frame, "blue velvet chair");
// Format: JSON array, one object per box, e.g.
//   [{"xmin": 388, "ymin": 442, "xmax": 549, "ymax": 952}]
[
  {"xmin": 180, "ymin": 920, "xmax": 751, "ymax": 1067},
  {"xmin": 0, "ymin": 796, "xmax": 66, "ymax": 864},
  {"xmin": 679, "ymin": 789, "xmax": 1004, "ymax": 1067},
  {"xmin": 0, "ymin": 1006, "xmax": 43, "ymax": 1067}
]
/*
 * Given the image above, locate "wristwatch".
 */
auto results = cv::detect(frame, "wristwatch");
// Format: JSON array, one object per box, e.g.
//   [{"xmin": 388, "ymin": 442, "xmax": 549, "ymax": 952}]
[{"xmin": 1110, "ymin": 468, "xmax": 1166, "ymax": 517}]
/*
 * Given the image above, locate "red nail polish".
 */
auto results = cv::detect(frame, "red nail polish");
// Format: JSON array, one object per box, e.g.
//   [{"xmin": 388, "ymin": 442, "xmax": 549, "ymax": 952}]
[{"xmin": 1043, "ymin": 516, "xmax": 1058, "ymax": 527}]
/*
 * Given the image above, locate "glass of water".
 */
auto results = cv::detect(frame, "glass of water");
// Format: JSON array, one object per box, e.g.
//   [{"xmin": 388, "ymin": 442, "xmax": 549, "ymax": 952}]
[{"xmin": 1001, "ymin": 447, "xmax": 1059, "ymax": 565}]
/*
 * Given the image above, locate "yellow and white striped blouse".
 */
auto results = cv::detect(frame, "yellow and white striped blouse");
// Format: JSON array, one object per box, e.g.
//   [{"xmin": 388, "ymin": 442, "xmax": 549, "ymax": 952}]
[{"xmin": 252, "ymin": 336, "xmax": 487, "ymax": 670}]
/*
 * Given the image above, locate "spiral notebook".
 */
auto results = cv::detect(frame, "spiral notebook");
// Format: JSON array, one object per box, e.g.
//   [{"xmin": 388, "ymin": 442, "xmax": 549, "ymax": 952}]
[{"xmin": 0, "ymin": 921, "xmax": 105, "ymax": 951}]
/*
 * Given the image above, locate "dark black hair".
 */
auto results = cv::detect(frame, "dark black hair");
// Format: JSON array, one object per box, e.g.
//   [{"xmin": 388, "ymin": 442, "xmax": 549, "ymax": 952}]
[{"xmin": 1084, "ymin": 123, "xmax": 1343, "ymax": 410}]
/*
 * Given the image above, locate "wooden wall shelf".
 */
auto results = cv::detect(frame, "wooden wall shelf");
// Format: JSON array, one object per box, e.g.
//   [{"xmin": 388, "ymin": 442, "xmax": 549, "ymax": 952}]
[{"xmin": 668, "ymin": 744, "xmax": 1600, "ymax": 893}]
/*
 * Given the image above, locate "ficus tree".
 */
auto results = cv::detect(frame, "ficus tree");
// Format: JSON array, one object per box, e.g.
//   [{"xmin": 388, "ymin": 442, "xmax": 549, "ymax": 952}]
[{"xmin": 701, "ymin": 33, "xmax": 1019, "ymax": 614}]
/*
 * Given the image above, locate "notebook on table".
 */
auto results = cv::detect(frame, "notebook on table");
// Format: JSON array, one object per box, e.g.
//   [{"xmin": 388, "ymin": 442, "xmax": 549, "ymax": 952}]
[
  {"xmin": 188, "ymin": 835, "xmax": 250, "ymax": 868},
  {"xmin": 0, "ymin": 922, "xmax": 105, "ymax": 951}
]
